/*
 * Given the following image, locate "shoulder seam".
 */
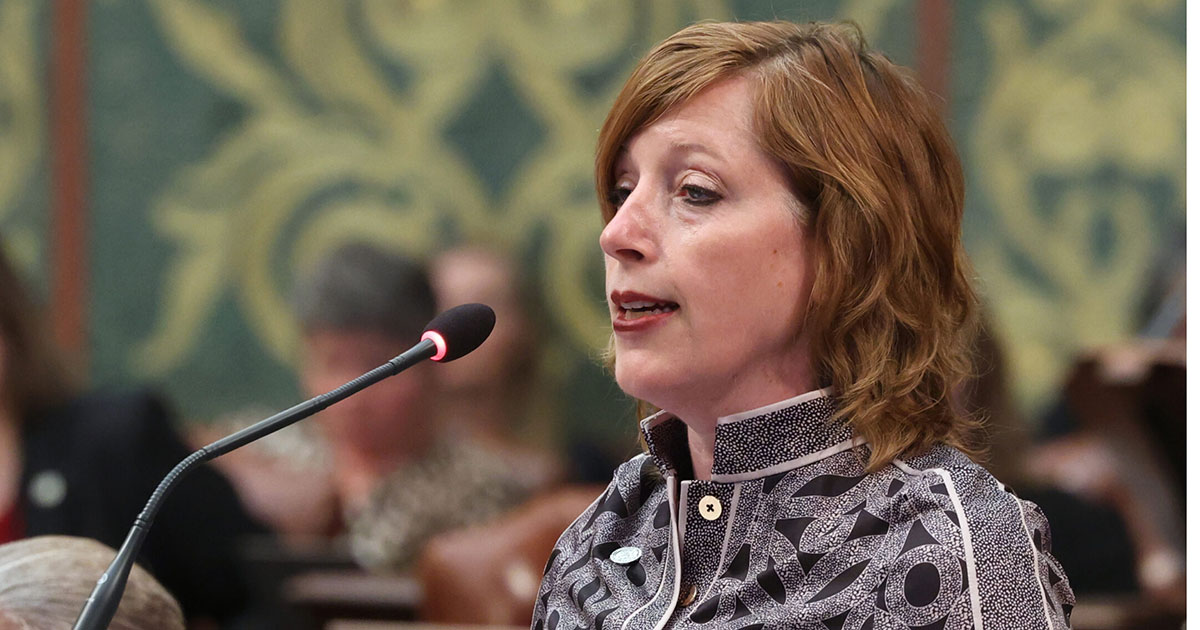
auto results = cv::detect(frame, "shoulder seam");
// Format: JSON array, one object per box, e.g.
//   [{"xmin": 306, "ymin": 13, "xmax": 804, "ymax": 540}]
[{"xmin": 1011, "ymin": 486, "xmax": 1058, "ymax": 629}]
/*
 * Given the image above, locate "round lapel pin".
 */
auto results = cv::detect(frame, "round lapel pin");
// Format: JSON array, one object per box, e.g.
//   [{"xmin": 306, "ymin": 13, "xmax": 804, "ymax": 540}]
[{"xmin": 609, "ymin": 546, "xmax": 642, "ymax": 565}]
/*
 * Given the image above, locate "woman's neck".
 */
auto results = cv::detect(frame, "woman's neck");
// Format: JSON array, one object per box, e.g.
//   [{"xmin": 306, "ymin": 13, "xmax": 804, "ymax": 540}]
[{"xmin": 685, "ymin": 423, "xmax": 716, "ymax": 481}]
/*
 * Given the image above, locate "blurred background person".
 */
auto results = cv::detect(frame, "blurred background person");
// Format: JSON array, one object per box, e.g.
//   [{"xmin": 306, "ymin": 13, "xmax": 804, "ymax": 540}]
[
  {"xmin": 1028, "ymin": 241, "xmax": 1185, "ymax": 609},
  {"xmin": 288, "ymin": 241, "xmax": 547, "ymax": 572},
  {"xmin": 963, "ymin": 241, "xmax": 1185, "ymax": 617},
  {"xmin": 291, "ymin": 241, "xmax": 441, "ymax": 522},
  {"xmin": 0, "ymin": 248, "xmax": 268, "ymax": 628},
  {"xmin": 959, "ymin": 313, "xmax": 1143, "ymax": 596},
  {"xmin": 0, "ymin": 535, "xmax": 185, "ymax": 630},
  {"xmin": 429, "ymin": 244, "xmax": 563, "ymax": 489},
  {"xmin": 193, "ymin": 405, "xmax": 339, "ymax": 545}
]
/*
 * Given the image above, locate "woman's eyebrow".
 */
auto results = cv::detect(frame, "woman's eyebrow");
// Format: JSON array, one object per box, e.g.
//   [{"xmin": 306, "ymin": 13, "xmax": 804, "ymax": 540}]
[
  {"xmin": 614, "ymin": 140, "xmax": 725, "ymax": 175},
  {"xmin": 666, "ymin": 141, "xmax": 720, "ymax": 160}
]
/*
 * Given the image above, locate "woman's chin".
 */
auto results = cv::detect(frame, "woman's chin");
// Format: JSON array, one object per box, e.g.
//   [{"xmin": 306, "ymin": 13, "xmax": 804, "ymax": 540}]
[{"xmin": 613, "ymin": 364, "xmax": 686, "ymax": 416}]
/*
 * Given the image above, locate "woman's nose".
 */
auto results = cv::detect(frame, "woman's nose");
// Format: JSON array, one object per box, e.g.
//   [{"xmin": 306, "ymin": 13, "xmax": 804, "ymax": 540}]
[{"xmin": 599, "ymin": 195, "xmax": 655, "ymax": 263}]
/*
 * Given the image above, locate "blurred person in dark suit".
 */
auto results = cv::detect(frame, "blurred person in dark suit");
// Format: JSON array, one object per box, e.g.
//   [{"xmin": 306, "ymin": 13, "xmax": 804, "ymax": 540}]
[{"xmin": 0, "ymin": 246, "xmax": 268, "ymax": 627}]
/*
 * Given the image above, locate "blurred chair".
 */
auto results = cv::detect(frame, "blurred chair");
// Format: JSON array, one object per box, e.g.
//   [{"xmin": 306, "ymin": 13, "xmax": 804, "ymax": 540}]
[
  {"xmin": 282, "ymin": 569, "xmax": 421, "ymax": 628},
  {"xmin": 326, "ymin": 623, "xmax": 524, "ymax": 630},
  {"xmin": 1051, "ymin": 338, "xmax": 1186, "ymax": 609},
  {"xmin": 415, "ymin": 485, "xmax": 604, "ymax": 625}
]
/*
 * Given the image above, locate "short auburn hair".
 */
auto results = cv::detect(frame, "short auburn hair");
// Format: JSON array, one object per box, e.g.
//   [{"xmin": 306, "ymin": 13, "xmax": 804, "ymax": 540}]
[{"xmin": 596, "ymin": 21, "xmax": 980, "ymax": 471}]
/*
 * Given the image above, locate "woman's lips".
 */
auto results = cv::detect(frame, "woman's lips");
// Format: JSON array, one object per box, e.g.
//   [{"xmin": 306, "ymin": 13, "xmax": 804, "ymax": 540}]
[{"xmin": 611, "ymin": 291, "xmax": 679, "ymax": 332}]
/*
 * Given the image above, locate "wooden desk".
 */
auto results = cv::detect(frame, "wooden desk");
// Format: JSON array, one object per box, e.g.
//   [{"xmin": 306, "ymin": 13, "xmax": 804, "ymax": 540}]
[
  {"xmin": 285, "ymin": 570, "xmax": 422, "ymax": 626},
  {"xmin": 328, "ymin": 623, "xmax": 525, "ymax": 630},
  {"xmin": 1070, "ymin": 595, "xmax": 1185, "ymax": 630},
  {"xmin": 316, "ymin": 595, "xmax": 1182, "ymax": 630}
]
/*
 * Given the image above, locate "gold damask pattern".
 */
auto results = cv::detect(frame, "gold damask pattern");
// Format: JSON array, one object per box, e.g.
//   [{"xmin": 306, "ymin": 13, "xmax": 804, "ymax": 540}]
[
  {"xmin": 970, "ymin": 0, "xmax": 1184, "ymax": 409},
  {"xmin": 0, "ymin": 0, "xmax": 1182, "ymax": 420},
  {"xmin": 0, "ymin": 0, "xmax": 42, "ymax": 269},
  {"xmin": 134, "ymin": 0, "xmax": 734, "ymax": 376}
]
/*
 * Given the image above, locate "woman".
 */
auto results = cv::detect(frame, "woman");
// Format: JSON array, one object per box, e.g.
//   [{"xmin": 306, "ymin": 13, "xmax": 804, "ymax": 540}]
[{"xmin": 532, "ymin": 21, "xmax": 1074, "ymax": 630}]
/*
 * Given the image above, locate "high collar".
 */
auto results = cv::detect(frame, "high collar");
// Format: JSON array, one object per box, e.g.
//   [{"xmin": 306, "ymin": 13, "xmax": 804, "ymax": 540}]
[{"xmin": 639, "ymin": 387, "xmax": 857, "ymax": 482}]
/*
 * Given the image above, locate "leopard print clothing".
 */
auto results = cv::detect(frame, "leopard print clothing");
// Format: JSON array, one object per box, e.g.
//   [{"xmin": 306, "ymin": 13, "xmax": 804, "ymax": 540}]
[{"xmin": 532, "ymin": 388, "xmax": 1074, "ymax": 630}]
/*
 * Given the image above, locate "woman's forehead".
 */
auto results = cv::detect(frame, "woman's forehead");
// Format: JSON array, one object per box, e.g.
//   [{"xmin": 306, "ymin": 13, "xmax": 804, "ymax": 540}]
[{"xmin": 616, "ymin": 78, "xmax": 760, "ymax": 165}]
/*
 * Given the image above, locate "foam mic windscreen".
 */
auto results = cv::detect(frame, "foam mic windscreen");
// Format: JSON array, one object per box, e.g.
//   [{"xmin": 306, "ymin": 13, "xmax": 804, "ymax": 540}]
[{"xmin": 421, "ymin": 303, "xmax": 496, "ymax": 362}]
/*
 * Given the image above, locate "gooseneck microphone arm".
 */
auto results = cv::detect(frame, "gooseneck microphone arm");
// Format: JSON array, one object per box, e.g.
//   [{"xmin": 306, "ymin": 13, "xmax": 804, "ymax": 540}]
[
  {"xmin": 72, "ymin": 338, "xmax": 438, "ymax": 630},
  {"xmin": 73, "ymin": 303, "xmax": 495, "ymax": 630}
]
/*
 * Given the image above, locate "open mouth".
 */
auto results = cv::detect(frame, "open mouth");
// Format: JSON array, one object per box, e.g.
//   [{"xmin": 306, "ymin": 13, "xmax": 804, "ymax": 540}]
[{"xmin": 620, "ymin": 300, "xmax": 680, "ymax": 320}]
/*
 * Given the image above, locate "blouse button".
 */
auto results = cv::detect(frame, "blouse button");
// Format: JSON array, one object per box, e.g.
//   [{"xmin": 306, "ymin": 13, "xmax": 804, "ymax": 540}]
[
  {"xmin": 678, "ymin": 583, "xmax": 698, "ymax": 606},
  {"xmin": 698, "ymin": 495, "xmax": 722, "ymax": 520}
]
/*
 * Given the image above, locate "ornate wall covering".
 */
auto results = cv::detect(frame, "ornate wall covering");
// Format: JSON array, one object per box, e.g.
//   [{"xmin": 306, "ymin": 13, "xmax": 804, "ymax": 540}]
[
  {"xmin": 960, "ymin": 0, "xmax": 1184, "ymax": 410},
  {"xmin": 0, "ymin": 0, "xmax": 1182, "ymax": 460},
  {"xmin": 0, "ymin": 0, "xmax": 46, "ymax": 276}
]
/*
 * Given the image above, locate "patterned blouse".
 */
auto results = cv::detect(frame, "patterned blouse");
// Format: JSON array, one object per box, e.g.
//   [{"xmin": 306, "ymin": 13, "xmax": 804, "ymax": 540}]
[{"xmin": 532, "ymin": 389, "xmax": 1075, "ymax": 630}]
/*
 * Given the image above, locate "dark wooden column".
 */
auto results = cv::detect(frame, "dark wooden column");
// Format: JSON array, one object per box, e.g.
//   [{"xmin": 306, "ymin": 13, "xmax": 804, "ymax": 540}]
[
  {"xmin": 916, "ymin": 0, "xmax": 953, "ymax": 115},
  {"xmin": 49, "ymin": 0, "xmax": 89, "ymax": 357}
]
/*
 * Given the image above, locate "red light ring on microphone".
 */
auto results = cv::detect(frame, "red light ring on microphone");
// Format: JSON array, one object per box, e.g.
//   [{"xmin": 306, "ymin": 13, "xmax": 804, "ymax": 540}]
[{"xmin": 421, "ymin": 330, "xmax": 448, "ymax": 361}]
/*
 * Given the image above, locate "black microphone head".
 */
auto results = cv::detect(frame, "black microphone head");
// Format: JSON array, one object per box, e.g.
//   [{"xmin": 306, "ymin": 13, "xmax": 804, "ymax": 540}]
[{"xmin": 420, "ymin": 303, "xmax": 496, "ymax": 362}]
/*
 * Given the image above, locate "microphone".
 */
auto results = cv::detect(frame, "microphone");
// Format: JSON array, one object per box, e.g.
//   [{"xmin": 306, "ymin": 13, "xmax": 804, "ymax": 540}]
[
  {"xmin": 72, "ymin": 303, "xmax": 495, "ymax": 630},
  {"xmin": 421, "ymin": 302, "xmax": 496, "ymax": 363}
]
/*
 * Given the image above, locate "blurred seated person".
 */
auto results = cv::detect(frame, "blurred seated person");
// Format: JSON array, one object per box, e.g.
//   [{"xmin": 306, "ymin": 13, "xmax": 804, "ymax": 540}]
[
  {"xmin": 194, "ymin": 407, "xmax": 340, "ymax": 543},
  {"xmin": 969, "ymin": 278, "xmax": 1184, "ymax": 605},
  {"xmin": 1033, "ymin": 342, "xmax": 1184, "ymax": 607},
  {"xmin": 962, "ymin": 316, "xmax": 1141, "ymax": 597},
  {"xmin": 0, "ymin": 247, "xmax": 267, "ymax": 627},
  {"xmin": 0, "ymin": 535, "xmax": 185, "ymax": 630},
  {"xmin": 287, "ymin": 241, "xmax": 548, "ymax": 572},
  {"xmin": 429, "ymin": 244, "xmax": 563, "ymax": 488}
]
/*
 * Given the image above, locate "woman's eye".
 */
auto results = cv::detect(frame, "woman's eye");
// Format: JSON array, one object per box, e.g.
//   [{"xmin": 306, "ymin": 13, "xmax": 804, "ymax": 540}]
[
  {"xmin": 608, "ymin": 186, "xmax": 633, "ymax": 208},
  {"xmin": 681, "ymin": 184, "xmax": 720, "ymax": 206}
]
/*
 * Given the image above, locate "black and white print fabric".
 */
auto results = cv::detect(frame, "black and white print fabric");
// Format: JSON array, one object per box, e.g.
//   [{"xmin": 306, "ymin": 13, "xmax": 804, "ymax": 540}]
[{"xmin": 532, "ymin": 388, "xmax": 1074, "ymax": 630}]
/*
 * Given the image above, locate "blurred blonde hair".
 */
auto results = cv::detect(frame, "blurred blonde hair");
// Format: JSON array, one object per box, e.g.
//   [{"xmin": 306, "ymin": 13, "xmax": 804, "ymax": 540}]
[
  {"xmin": 0, "ymin": 536, "xmax": 184, "ymax": 630},
  {"xmin": 597, "ymin": 21, "xmax": 980, "ymax": 471}
]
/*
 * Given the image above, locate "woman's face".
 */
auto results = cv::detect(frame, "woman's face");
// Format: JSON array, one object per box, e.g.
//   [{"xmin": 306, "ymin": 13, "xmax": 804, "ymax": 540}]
[
  {"xmin": 300, "ymin": 328, "xmax": 433, "ymax": 458},
  {"xmin": 600, "ymin": 75, "xmax": 817, "ymax": 421}
]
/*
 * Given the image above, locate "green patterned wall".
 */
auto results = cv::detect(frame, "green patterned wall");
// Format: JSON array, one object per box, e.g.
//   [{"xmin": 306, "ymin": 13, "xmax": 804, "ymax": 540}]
[
  {"xmin": 0, "ymin": 0, "xmax": 1184, "ymax": 460},
  {"xmin": 954, "ymin": 0, "xmax": 1185, "ymax": 410},
  {"xmin": 0, "ymin": 0, "xmax": 48, "ymax": 282}
]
